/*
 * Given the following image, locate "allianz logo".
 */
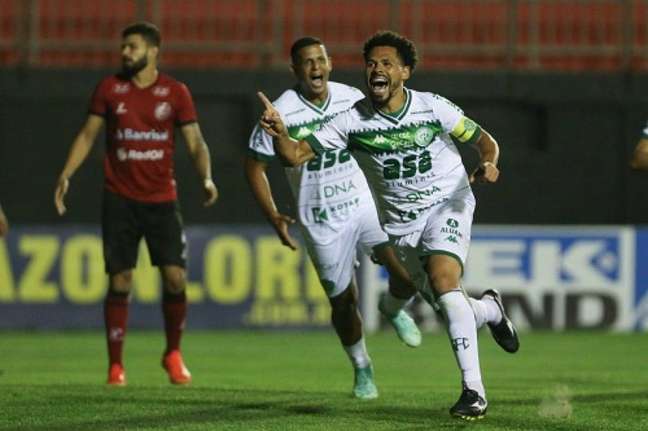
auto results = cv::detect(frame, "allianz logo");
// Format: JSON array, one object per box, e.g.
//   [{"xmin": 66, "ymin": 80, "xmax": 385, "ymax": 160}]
[
  {"xmin": 116, "ymin": 148, "xmax": 164, "ymax": 161},
  {"xmin": 115, "ymin": 128, "xmax": 169, "ymax": 142}
]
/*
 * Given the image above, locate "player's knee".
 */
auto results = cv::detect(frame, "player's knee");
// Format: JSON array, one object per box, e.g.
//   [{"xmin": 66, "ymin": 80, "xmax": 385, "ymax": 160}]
[
  {"xmin": 110, "ymin": 271, "xmax": 133, "ymax": 294},
  {"xmin": 162, "ymin": 269, "xmax": 186, "ymax": 294},
  {"xmin": 329, "ymin": 286, "xmax": 358, "ymax": 316},
  {"xmin": 427, "ymin": 268, "xmax": 460, "ymax": 293}
]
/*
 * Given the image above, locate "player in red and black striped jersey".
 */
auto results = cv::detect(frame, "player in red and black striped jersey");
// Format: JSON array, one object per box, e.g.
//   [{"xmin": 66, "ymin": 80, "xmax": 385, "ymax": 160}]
[{"xmin": 54, "ymin": 22, "xmax": 218, "ymax": 386}]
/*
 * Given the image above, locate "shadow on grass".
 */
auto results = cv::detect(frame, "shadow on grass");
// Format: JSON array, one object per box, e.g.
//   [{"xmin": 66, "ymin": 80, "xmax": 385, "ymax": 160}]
[{"xmin": 5, "ymin": 384, "xmax": 645, "ymax": 431}]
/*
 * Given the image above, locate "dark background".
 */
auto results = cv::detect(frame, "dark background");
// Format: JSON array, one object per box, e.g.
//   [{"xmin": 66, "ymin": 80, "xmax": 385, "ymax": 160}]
[{"xmin": 2, "ymin": 68, "xmax": 648, "ymax": 226}]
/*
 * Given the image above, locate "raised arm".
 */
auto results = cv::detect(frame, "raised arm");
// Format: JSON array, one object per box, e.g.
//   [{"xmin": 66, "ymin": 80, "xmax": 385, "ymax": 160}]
[
  {"xmin": 180, "ymin": 122, "xmax": 218, "ymax": 206},
  {"xmin": 469, "ymin": 129, "xmax": 500, "ymax": 184},
  {"xmin": 630, "ymin": 138, "xmax": 648, "ymax": 170},
  {"xmin": 257, "ymin": 91, "xmax": 315, "ymax": 166},
  {"xmin": 54, "ymin": 114, "xmax": 105, "ymax": 215}
]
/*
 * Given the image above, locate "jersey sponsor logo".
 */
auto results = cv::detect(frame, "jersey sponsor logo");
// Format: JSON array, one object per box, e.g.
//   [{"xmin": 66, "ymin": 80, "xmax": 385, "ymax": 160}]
[
  {"xmin": 441, "ymin": 218, "xmax": 464, "ymax": 238},
  {"xmin": 312, "ymin": 179, "xmax": 358, "ymax": 199},
  {"xmin": 154, "ymin": 101, "xmax": 172, "ymax": 121},
  {"xmin": 116, "ymin": 147, "xmax": 165, "ymax": 161},
  {"xmin": 405, "ymin": 186, "xmax": 441, "ymax": 203},
  {"xmin": 115, "ymin": 128, "xmax": 169, "ymax": 142},
  {"xmin": 311, "ymin": 207, "xmax": 329, "ymax": 223},
  {"xmin": 152, "ymin": 86, "xmax": 170, "ymax": 97},
  {"xmin": 116, "ymin": 102, "xmax": 128, "ymax": 115},
  {"xmin": 447, "ymin": 218, "xmax": 459, "ymax": 228},
  {"xmin": 113, "ymin": 83, "xmax": 130, "ymax": 94}
]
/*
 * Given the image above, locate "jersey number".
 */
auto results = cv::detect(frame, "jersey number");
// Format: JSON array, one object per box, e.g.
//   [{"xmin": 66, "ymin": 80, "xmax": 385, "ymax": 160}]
[
  {"xmin": 382, "ymin": 151, "xmax": 432, "ymax": 180},
  {"xmin": 306, "ymin": 150, "xmax": 351, "ymax": 171}
]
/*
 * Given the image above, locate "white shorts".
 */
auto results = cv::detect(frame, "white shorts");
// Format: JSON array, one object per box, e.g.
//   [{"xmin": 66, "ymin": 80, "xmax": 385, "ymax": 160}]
[
  {"xmin": 303, "ymin": 206, "xmax": 388, "ymax": 298},
  {"xmin": 390, "ymin": 197, "xmax": 475, "ymax": 279}
]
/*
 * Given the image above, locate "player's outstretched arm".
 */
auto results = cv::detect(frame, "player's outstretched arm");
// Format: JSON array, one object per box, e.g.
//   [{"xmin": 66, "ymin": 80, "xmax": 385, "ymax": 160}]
[
  {"xmin": 180, "ymin": 122, "xmax": 218, "ymax": 207},
  {"xmin": 469, "ymin": 129, "xmax": 500, "ymax": 184},
  {"xmin": 0, "ymin": 204, "xmax": 8, "ymax": 237},
  {"xmin": 54, "ymin": 114, "xmax": 104, "ymax": 215},
  {"xmin": 630, "ymin": 138, "xmax": 648, "ymax": 170},
  {"xmin": 244, "ymin": 157, "xmax": 298, "ymax": 250},
  {"xmin": 257, "ymin": 91, "xmax": 315, "ymax": 166}
]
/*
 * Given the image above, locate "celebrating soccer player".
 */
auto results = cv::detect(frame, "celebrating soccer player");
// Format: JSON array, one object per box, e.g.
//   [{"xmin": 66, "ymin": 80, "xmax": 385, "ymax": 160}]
[
  {"xmin": 258, "ymin": 31, "xmax": 520, "ymax": 419},
  {"xmin": 54, "ymin": 22, "xmax": 218, "ymax": 386},
  {"xmin": 246, "ymin": 37, "xmax": 422, "ymax": 400}
]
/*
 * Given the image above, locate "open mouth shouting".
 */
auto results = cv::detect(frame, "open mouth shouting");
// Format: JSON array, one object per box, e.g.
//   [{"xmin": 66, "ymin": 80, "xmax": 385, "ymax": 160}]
[
  {"xmin": 309, "ymin": 73, "xmax": 325, "ymax": 90},
  {"xmin": 369, "ymin": 74, "xmax": 389, "ymax": 99}
]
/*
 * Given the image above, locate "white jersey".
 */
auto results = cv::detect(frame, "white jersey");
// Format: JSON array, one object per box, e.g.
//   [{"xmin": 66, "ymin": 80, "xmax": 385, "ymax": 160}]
[
  {"xmin": 305, "ymin": 88, "xmax": 480, "ymax": 235},
  {"xmin": 248, "ymin": 82, "xmax": 377, "ymax": 241}
]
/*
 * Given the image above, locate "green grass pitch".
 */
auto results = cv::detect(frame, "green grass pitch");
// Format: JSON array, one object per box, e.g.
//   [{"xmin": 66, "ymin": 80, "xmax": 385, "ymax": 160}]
[{"xmin": 0, "ymin": 330, "xmax": 646, "ymax": 430}]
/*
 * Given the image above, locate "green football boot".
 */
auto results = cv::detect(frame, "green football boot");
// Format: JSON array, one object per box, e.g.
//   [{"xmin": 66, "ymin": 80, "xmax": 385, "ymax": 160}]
[
  {"xmin": 353, "ymin": 365, "xmax": 378, "ymax": 400},
  {"xmin": 379, "ymin": 293, "xmax": 422, "ymax": 347}
]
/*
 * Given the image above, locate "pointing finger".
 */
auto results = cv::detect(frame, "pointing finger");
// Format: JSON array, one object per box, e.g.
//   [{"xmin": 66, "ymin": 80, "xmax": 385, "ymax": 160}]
[{"xmin": 257, "ymin": 91, "xmax": 275, "ymax": 111}]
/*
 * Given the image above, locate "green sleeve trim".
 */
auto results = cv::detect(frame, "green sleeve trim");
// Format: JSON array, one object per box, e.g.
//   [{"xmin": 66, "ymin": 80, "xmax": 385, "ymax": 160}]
[
  {"xmin": 247, "ymin": 148, "xmax": 275, "ymax": 162},
  {"xmin": 304, "ymin": 133, "xmax": 325, "ymax": 154},
  {"xmin": 420, "ymin": 250, "xmax": 464, "ymax": 276}
]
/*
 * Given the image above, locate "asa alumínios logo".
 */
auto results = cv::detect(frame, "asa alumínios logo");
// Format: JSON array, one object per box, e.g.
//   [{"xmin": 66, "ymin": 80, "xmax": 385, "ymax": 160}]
[{"xmin": 446, "ymin": 218, "xmax": 459, "ymax": 228}]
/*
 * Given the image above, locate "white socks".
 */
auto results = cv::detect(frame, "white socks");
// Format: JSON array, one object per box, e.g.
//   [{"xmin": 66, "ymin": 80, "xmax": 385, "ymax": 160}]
[
  {"xmin": 469, "ymin": 295, "xmax": 502, "ymax": 329},
  {"xmin": 381, "ymin": 290, "xmax": 414, "ymax": 316},
  {"xmin": 343, "ymin": 337, "xmax": 371, "ymax": 369},
  {"xmin": 438, "ymin": 289, "xmax": 485, "ymax": 398}
]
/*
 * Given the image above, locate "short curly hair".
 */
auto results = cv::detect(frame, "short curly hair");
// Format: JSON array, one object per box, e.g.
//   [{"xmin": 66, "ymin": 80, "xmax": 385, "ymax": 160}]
[{"xmin": 363, "ymin": 31, "xmax": 418, "ymax": 72}]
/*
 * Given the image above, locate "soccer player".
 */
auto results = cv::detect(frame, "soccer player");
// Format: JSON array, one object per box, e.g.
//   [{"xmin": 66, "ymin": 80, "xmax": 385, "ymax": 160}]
[
  {"xmin": 630, "ymin": 124, "xmax": 648, "ymax": 170},
  {"xmin": 246, "ymin": 37, "xmax": 422, "ymax": 400},
  {"xmin": 54, "ymin": 22, "xmax": 218, "ymax": 386},
  {"xmin": 258, "ymin": 31, "xmax": 519, "ymax": 419},
  {"xmin": 0, "ymin": 203, "xmax": 8, "ymax": 237}
]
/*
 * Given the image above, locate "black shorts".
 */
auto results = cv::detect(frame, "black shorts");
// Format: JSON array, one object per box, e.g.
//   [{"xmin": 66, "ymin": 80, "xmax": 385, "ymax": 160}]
[{"xmin": 102, "ymin": 190, "xmax": 186, "ymax": 274}]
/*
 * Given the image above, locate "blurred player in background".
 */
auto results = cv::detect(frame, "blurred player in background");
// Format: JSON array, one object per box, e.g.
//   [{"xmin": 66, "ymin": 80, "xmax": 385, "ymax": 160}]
[
  {"xmin": 630, "ymin": 122, "xmax": 648, "ymax": 169},
  {"xmin": 246, "ymin": 37, "xmax": 421, "ymax": 400},
  {"xmin": 0, "ymin": 203, "xmax": 8, "ymax": 236},
  {"xmin": 258, "ymin": 31, "xmax": 519, "ymax": 419},
  {"xmin": 54, "ymin": 22, "xmax": 218, "ymax": 386}
]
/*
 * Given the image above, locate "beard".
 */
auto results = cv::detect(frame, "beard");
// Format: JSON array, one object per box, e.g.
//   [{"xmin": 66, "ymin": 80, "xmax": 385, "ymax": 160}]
[{"xmin": 121, "ymin": 56, "xmax": 148, "ymax": 77}]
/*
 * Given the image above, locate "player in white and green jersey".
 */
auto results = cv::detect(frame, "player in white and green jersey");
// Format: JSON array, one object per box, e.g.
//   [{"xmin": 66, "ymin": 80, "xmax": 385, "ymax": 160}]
[
  {"xmin": 245, "ymin": 37, "xmax": 422, "ymax": 400},
  {"xmin": 258, "ymin": 31, "xmax": 520, "ymax": 420}
]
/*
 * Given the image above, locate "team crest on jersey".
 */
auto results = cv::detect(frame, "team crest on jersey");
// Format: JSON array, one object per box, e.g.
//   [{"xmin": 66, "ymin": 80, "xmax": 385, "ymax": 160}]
[
  {"xmin": 414, "ymin": 126, "xmax": 435, "ymax": 147},
  {"xmin": 152, "ymin": 86, "xmax": 170, "ymax": 97},
  {"xmin": 154, "ymin": 102, "xmax": 172, "ymax": 121},
  {"xmin": 113, "ymin": 83, "xmax": 130, "ymax": 94}
]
